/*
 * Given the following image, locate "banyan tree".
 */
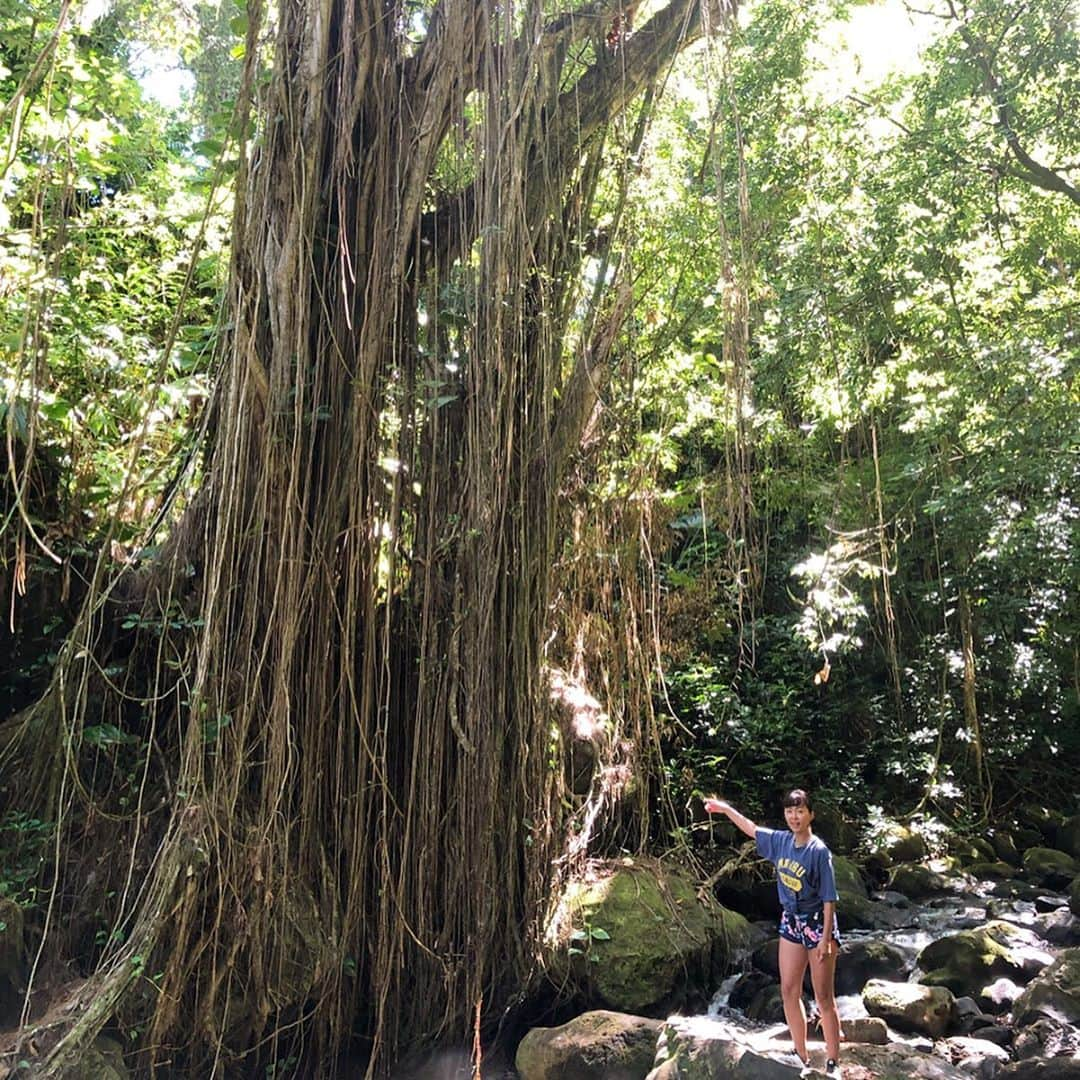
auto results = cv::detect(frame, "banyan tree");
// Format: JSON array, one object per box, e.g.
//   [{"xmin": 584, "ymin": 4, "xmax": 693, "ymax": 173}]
[{"xmin": 1, "ymin": 0, "xmax": 718, "ymax": 1074}]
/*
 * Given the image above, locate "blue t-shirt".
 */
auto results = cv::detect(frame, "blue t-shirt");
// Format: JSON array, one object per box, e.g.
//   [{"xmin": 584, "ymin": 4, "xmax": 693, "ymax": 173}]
[{"xmin": 755, "ymin": 827, "xmax": 838, "ymax": 914}]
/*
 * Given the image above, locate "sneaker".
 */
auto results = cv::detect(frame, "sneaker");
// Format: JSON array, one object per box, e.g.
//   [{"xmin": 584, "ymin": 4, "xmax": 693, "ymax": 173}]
[
  {"xmin": 824, "ymin": 1059, "xmax": 841, "ymax": 1079},
  {"xmin": 799, "ymin": 1061, "xmax": 815, "ymax": 1079}
]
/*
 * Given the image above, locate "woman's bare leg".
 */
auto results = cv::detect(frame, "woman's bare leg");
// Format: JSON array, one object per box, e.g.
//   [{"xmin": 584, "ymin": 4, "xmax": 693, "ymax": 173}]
[
  {"xmin": 809, "ymin": 947, "xmax": 841, "ymax": 1063},
  {"xmin": 779, "ymin": 937, "xmax": 810, "ymax": 1063}
]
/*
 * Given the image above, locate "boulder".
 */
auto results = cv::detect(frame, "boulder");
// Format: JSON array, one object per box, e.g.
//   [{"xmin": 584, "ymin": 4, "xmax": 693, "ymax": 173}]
[
  {"xmin": 862, "ymin": 978, "xmax": 955, "ymax": 1038},
  {"xmin": 544, "ymin": 858, "xmax": 751, "ymax": 1015},
  {"xmin": 991, "ymin": 881, "xmax": 1047, "ymax": 902},
  {"xmin": 1012, "ymin": 948, "xmax": 1080, "ymax": 1027},
  {"xmin": 979, "ymin": 978, "xmax": 1024, "ymax": 1014},
  {"xmin": 646, "ymin": 1015, "xmax": 970, "ymax": 1080},
  {"xmin": 515, "ymin": 1010, "xmax": 663, "ymax": 1080},
  {"xmin": 841, "ymin": 1016, "xmax": 889, "ymax": 1044},
  {"xmin": 917, "ymin": 922, "xmax": 1053, "ymax": 997},
  {"xmin": 835, "ymin": 939, "xmax": 909, "ymax": 995},
  {"xmin": 952, "ymin": 996, "xmax": 1000, "ymax": 1035},
  {"xmin": 968, "ymin": 1025, "xmax": 1014, "ymax": 1049},
  {"xmin": 876, "ymin": 824, "xmax": 930, "ymax": 864},
  {"xmin": 1022, "ymin": 849, "xmax": 1078, "ymax": 890},
  {"xmin": 938, "ymin": 1036, "xmax": 1010, "ymax": 1078},
  {"xmin": 991, "ymin": 833, "xmax": 1021, "ymax": 867},
  {"xmin": 948, "ymin": 835, "xmax": 998, "ymax": 867},
  {"xmin": 833, "ymin": 856, "xmax": 868, "ymax": 899},
  {"xmin": 729, "ymin": 971, "xmax": 776, "ymax": 1013},
  {"xmin": 1034, "ymin": 909, "xmax": 1080, "ymax": 947},
  {"xmin": 967, "ymin": 863, "xmax": 1018, "ymax": 882},
  {"xmin": 1069, "ymin": 876, "xmax": 1080, "ymax": 918},
  {"xmin": 889, "ymin": 864, "xmax": 949, "ymax": 899},
  {"xmin": 1012, "ymin": 1017, "xmax": 1080, "ymax": 1061},
  {"xmin": 998, "ymin": 1061, "xmax": 1080, "ymax": 1080},
  {"xmin": 1057, "ymin": 815, "xmax": 1080, "ymax": 860},
  {"xmin": 745, "ymin": 984, "xmax": 786, "ymax": 1024}
]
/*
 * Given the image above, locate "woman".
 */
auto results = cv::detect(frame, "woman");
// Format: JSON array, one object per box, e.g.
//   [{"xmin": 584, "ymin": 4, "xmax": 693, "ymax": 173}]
[{"xmin": 704, "ymin": 789, "xmax": 841, "ymax": 1078}]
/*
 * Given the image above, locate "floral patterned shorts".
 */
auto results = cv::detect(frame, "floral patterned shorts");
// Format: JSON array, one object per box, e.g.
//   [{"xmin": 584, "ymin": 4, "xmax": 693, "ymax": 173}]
[{"xmin": 778, "ymin": 907, "xmax": 840, "ymax": 950}]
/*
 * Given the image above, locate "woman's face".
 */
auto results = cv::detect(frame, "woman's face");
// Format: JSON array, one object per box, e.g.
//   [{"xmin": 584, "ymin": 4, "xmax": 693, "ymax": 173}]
[{"xmin": 784, "ymin": 803, "xmax": 814, "ymax": 834}]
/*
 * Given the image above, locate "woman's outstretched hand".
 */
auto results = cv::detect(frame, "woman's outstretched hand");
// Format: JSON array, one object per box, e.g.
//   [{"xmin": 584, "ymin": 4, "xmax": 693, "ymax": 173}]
[{"xmin": 703, "ymin": 797, "xmax": 730, "ymax": 814}]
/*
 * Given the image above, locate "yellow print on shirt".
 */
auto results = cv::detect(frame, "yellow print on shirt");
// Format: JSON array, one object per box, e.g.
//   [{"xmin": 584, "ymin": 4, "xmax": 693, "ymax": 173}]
[{"xmin": 777, "ymin": 857, "xmax": 806, "ymax": 892}]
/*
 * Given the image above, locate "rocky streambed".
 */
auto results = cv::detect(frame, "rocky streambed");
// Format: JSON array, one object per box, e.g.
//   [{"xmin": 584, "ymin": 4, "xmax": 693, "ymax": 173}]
[{"xmin": 516, "ymin": 819, "xmax": 1080, "ymax": 1079}]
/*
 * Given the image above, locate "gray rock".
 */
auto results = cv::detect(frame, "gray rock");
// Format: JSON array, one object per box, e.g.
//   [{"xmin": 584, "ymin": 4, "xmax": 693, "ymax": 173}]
[
  {"xmin": 968, "ymin": 1025, "xmax": 1013, "ymax": 1049},
  {"xmin": 992, "ymin": 881, "xmax": 1048, "ymax": 902},
  {"xmin": 515, "ymin": 1010, "xmax": 663, "ymax": 1080},
  {"xmin": 863, "ymin": 978, "xmax": 956, "ymax": 1038},
  {"xmin": 999, "ymin": 1060, "xmax": 1080, "ymax": 1080},
  {"xmin": 967, "ymin": 863, "xmax": 1019, "ymax": 882},
  {"xmin": 836, "ymin": 939, "xmax": 909, "ymax": 995},
  {"xmin": 1034, "ymin": 909, "xmax": 1080, "ymax": 947},
  {"xmin": 646, "ymin": 1016, "xmax": 970, "ymax": 1080},
  {"xmin": 1012, "ymin": 1016, "xmax": 1080, "ymax": 1061},
  {"xmin": 938, "ymin": 1035, "xmax": 1009, "ymax": 1079},
  {"xmin": 746, "ymin": 984, "xmax": 786, "ymax": 1024},
  {"xmin": 1012, "ymin": 947, "xmax": 1080, "ymax": 1027},
  {"xmin": 1034, "ymin": 895, "xmax": 1067, "ymax": 914},
  {"xmin": 1070, "ymin": 876, "xmax": 1080, "ymax": 918}
]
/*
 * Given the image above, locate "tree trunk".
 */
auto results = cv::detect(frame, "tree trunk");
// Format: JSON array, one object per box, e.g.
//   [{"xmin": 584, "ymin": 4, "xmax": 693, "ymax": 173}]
[{"xmin": 3, "ymin": 1, "xmax": 711, "ymax": 1074}]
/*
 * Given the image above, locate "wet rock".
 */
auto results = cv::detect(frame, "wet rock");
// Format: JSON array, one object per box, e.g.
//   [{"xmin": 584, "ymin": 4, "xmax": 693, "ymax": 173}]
[
  {"xmin": 842, "ymin": 892, "xmax": 909, "ymax": 931},
  {"xmin": 917, "ymin": 921, "xmax": 1053, "ymax": 997},
  {"xmin": 836, "ymin": 939, "xmax": 909, "ymax": 995},
  {"xmin": 979, "ymin": 978, "xmax": 1024, "ymax": 1014},
  {"xmin": 878, "ymin": 890, "xmax": 913, "ymax": 908},
  {"xmin": 1022, "ymin": 849, "xmax": 1078, "ymax": 891},
  {"xmin": 647, "ymin": 1016, "xmax": 970, "ymax": 1080},
  {"xmin": 863, "ymin": 978, "xmax": 956, "ymax": 1038},
  {"xmin": 1013, "ymin": 827, "xmax": 1044, "ymax": 854},
  {"xmin": 992, "ymin": 881, "xmax": 1047, "ymax": 902},
  {"xmin": 1012, "ymin": 947, "xmax": 1080, "ymax": 1027},
  {"xmin": 1069, "ymin": 877, "xmax": 1080, "ymax": 918},
  {"xmin": 1033, "ymin": 909, "xmax": 1080, "ymax": 947},
  {"xmin": 998, "ymin": 1059, "xmax": 1080, "ymax": 1080},
  {"xmin": 1012, "ymin": 1016, "xmax": 1080, "ymax": 1060},
  {"xmin": 889, "ymin": 864, "xmax": 949, "ymax": 899},
  {"xmin": 515, "ymin": 1010, "xmax": 663, "ymax": 1080},
  {"xmin": 951, "ymin": 997, "xmax": 998, "ymax": 1035},
  {"xmin": 1034, "ymin": 895, "xmax": 1067, "ymax": 914},
  {"xmin": 746, "ymin": 984, "xmax": 786, "ymax": 1024},
  {"xmin": 544, "ymin": 857, "xmax": 752, "ymax": 1015},
  {"xmin": 729, "ymin": 971, "xmax": 777, "ymax": 1013},
  {"xmin": 938, "ymin": 1035, "xmax": 1009, "ymax": 1078},
  {"xmin": 967, "ymin": 1025, "xmax": 1013, "ymax": 1049}
]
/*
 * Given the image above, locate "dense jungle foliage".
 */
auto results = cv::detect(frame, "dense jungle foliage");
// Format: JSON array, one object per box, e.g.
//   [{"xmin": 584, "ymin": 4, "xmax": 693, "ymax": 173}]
[{"xmin": 0, "ymin": 0, "xmax": 1077, "ymax": 1072}]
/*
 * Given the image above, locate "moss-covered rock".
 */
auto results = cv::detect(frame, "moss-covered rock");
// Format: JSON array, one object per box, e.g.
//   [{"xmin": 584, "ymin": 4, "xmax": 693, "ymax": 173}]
[
  {"xmin": 515, "ymin": 1010, "xmax": 663, "ymax": 1080},
  {"xmin": 1012, "ymin": 948, "xmax": 1080, "ymax": 1027},
  {"xmin": 1023, "ymin": 848, "xmax": 1079, "ymax": 889},
  {"xmin": 862, "ymin": 978, "xmax": 955, "ymax": 1038},
  {"xmin": 991, "ymin": 831, "xmax": 1021, "ymax": 866},
  {"xmin": 1057, "ymin": 816, "xmax": 1080, "ymax": 860},
  {"xmin": 876, "ymin": 824, "xmax": 929, "ymax": 864},
  {"xmin": 833, "ymin": 855, "xmax": 867, "ymax": 898},
  {"xmin": 966, "ymin": 861, "xmax": 1017, "ymax": 881},
  {"xmin": 917, "ymin": 921, "xmax": 1053, "ymax": 997},
  {"xmin": 1070, "ymin": 876, "xmax": 1080, "ymax": 918},
  {"xmin": 947, "ymin": 834, "xmax": 997, "ymax": 866},
  {"xmin": 888, "ymin": 862, "xmax": 947, "ymax": 899},
  {"xmin": 545, "ymin": 858, "xmax": 751, "ymax": 1015}
]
